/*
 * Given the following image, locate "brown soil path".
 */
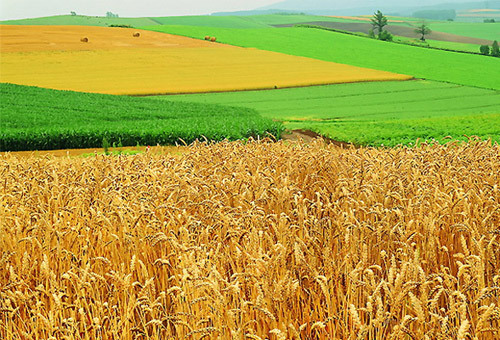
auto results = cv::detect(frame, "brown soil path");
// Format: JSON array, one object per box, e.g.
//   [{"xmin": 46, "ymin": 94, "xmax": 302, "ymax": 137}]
[
  {"xmin": 1, "ymin": 145, "xmax": 186, "ymax": 158},
  {"xmin": 281, "ymin": 129, "xmax": 358, "ymax": 148},
  {"xmin": 1, "ymin": 131, "xmax": 356, "ymax": 157}
]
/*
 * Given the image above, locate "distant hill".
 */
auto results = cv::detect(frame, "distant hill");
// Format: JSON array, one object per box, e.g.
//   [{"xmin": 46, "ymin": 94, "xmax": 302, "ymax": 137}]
[
  {"xmin": 0, "ymin": 15, "xmax": 158, "ymax": 27},
  {"xmin": 212, "ymin": 9, "xmax": 307, "ymax": 16},
  {"xmin": 247, "ymin": 0, "xmax": 500, "ymax": 17}
]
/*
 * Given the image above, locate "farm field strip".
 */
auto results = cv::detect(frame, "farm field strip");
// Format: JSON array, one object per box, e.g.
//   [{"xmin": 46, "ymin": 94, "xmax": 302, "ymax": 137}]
[
  {"xmin": 0, "ymin": 145, "xmax": 187, "ymax": 158},
  {"xmin": 0, "ymin": 25, "xmax": 223, "ymax": 52},
  {"xmin": 143, "ymin": 25, "xmax": 500, "ymax": 90},
  {"xmin": 396, "ymin": 37, "xmax": 484, "ymax": 53},
  {"xmin": 0, "ymin": 14, "xmax": 382, "ymax": 28},
  {"xmin": 0, "ymin": 83, "xmax": 283, "ymax": 152},
  {"xmin": 326, "ymin": 15, "xmax": 406, "ymax": 23},
  {"xmin": 149, "ymin": 15, "xmax": 270, "ymax": 28},
  {"xmin": 0, "ymin": 15, "xmax": 159, "ymax": 27},
  {"xmin": 0, "ymin": 25, "xmax": 411, "ymax": 95},
  {"xmin": 154, "ymin": 80, "xmax": 500, "ymax": 146},
  {"xmin": 1, "ymin": 140, "xmax": 499, "ymax": 340},
  {"xmin": 279, "ymin": 21, "xmax": 495, "ymax": 45},
  {"xmin": 429, "ymin": 22, "xmax": 500, "ymax": 41},
  {"xmin": 387, "ymin": 20, "xmax": 500, "ymax": 41}
]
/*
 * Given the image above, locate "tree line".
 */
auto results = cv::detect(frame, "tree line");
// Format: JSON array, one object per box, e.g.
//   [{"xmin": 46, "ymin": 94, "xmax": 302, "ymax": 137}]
[
  {"xmin": 371, "ymin": 11, "xmax": 431, "ymax": 42},
  {"xmin": 480, "ymin": 41, "xmax": 500, "ymax": 57}
]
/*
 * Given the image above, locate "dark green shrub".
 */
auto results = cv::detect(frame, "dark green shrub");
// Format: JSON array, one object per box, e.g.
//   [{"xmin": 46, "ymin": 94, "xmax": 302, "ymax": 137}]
[
  {"xmin": 492, "ymin": 40, "xmax": 500, "ymax": 57},
  {"xmin": 379, "ymin": 30, "xmax": 393, "ymax": 41},
  {"xmin": 480, "ymin": 45, "xmax": 490, "ymax": 55}
]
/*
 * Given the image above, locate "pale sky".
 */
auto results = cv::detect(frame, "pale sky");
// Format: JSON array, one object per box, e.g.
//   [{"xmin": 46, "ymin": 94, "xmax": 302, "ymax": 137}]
[
  {"xmin": 0, "ymin": 0, "xmax": 280, "ymax": 20},
  {"xmin": 0, "ymin": 0, "xmax": 457, "ymax": 20}
]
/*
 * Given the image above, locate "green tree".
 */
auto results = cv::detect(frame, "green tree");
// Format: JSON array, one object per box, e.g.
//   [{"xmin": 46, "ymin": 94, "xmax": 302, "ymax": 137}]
[
  {"xmin": 371, "ymin": 10, "xmax": 388, "ymax": 39},
  {"xmin": 106, "ymin": 11, "xmax": 119, "ymax": 18},
  {"xmin": 480, "ymin": 45, "xmax": 490, "ymax": 55},
  {"xmin": 415, "ymin": 23, "xmax": 431, "ymax": 41},
  {"xmin": 378, "ymin": 30, "xmax": 393, "ymax": 41},
  {"xmin": 492, "ymin": 40, "xmax": 500, "ymax": 57}
]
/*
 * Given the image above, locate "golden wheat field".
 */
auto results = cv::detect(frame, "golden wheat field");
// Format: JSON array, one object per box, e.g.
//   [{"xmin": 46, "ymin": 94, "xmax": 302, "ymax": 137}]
[
  {"xmin": 1, "ymin": 139, "xmax": 499, "ymax": 340},
  {"xmin": 0, "ymin": 25, "xmax": 412, "ymax": 95}
]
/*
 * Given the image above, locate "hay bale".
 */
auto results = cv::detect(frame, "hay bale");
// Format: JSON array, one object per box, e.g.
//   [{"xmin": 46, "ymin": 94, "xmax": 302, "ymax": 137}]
[
  {"xmin": 204, "ymin": 36, "xmax": 210, "ymax": 40},
  {"xmin": 80, "ymin": 37, "xmax": 89, "ymax": 43},
  {"xmin": 210, "ymin": 37, "xmax": 216, "ymax": 42},
  {"xmin": 133, "ymin": 32, "xmax": 140, "ymax": 37}
]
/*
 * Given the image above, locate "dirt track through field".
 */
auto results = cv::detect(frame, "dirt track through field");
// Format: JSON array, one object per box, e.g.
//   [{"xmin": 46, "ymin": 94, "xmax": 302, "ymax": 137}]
[
  {"xmin": 1, "ymin": 130, "xmax": 355, "ymax": 156},
  {"xmin": 281, "ymin": 129, "xmax": 358, "ymax": 148},
  {"xmin": 0, "ymin": 145, "xmax": 186, "ymax": 158},
  {"xmin": 274, "ymin": 21, "xmax": 495, "ymax": 44}
]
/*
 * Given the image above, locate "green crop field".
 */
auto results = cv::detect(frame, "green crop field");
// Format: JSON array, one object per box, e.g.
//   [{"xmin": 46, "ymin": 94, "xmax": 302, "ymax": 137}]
[
  {"xmin": 390, "ymin": 20, "xmax": 500, "ymax": 41},
  {"xmin": 0, "ymin": 83, "xmax": 282, "ymax": 152},
  {"xmin": 0, "ymin": 15, "xmax": 158, "ymax": 27},
  {"xmin": 150, "ymin": 14, "xmax": 347, "ymax": 28},
  {"xmin": 0, "ymin": 14, "xmax": 359, "ymax": 28},
  {"xmin": 393, "ymin": 36, "xmax": 482, "ymax": 53},
  {"xmin": 142, "ymin": 25, "xmax": 500, "ymax": 90},
  {"xmin": 150, "ymin": 15, "xmax": 269, "ymax": 28},
  {"xmin": 152, "ymin": 80, "xmax": 500, "ymax": 146},
  {"xmin": 429, "ymin": 22, "xmax": 500, "ymax": 41},
  {"xmin": 249, "ymin": 14, "xmax": 365, "ymax": 25}
]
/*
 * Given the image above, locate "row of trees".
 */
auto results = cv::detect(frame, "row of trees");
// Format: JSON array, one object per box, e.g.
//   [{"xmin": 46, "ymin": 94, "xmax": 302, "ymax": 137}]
[
  {"xmin": 70, "ymin": 11, "xmax": 119, "ymax": 18},
  {"xmin": 480, "ymin": 41, "xmax": 500, "ymax": 56},
  {"xmin": 372, "ymin": 10, "xmax": 498, "ymax": 57},
  {"xmin": 371, "ymin": 11, "xmax": 431, "ymax": 42}
]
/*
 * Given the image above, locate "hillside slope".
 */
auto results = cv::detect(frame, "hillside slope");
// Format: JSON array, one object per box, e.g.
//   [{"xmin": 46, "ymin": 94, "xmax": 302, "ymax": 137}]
[{"xmin": 143, "ymin": 25, "xmax": 500, "ymax": 90}]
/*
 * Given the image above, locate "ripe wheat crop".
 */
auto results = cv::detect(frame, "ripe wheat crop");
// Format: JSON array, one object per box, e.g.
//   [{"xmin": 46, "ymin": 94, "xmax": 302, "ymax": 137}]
[
  {"xmin": 0, "ymin": 25, "xmax": 411, "ymax": 95},
  {"xmin": 1, "ymin": 139, "xmax": 499, "ymax": 339}
]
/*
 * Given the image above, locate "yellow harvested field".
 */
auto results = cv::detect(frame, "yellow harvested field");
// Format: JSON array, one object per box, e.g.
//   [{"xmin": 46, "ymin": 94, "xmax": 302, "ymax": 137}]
[
  {"xmin": 0, "ymin": 25, "xmax": 412, "ymax": 95},
  {"xmin": 1, "ymin": 140, "xmax": 499, "ymax": 339},
  {"xmin": 468, "ymin": 9, "xmax": 500, "ymax": 13},
  {"xmin": 0, "ymin": 25, "xmax": 218, "ymax": 52}
]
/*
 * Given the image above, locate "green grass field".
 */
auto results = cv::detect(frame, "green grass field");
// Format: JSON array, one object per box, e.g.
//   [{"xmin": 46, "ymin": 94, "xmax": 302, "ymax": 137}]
[
  {"xmin": 0, "ymin": 14, "xmax": 353, "ymax": 28},
  {"xmin": 150, "ymin": 14, "xmax": 356, "ymax": 28},
  {"xmin": 142, "ymin": 25, "xmax": 500, "ymax": 90},
  {"xmin": 0, "ymin": 15, "xmax": 158, "ymax": 27},
  {"xmin": 152, "ymin": 80, "xmax": 500, "ymax": 146},
  {"xmin": 429, "ymin": 22, "xmax": 500, "ymax": 41},
  {"xmin": 293, "ymin": 24, "xmax": 484, "ymax": 54},
  {"xmin": 390, "ymin": 20, "xmax": 500, "ymax": 41},
  {"xmin": 150, "ymin": 15, "xmax": 269, "ymax": 28},
  {"xmin": 250, "ymin": 14, "xmax": 364, "ymax": 25},
  {"xmin": 0, "ymin": 83, "xmax": 282, "ymax": 152},
  {"xmin": 393, "ymin": 36, "xmax": 483, "ymax": 53}
]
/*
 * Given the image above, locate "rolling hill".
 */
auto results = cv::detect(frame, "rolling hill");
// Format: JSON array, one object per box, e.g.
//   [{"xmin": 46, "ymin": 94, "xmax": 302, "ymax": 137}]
[{"xmin": 142, "ymin": 25, "xmax": 500, "ymax": 90}]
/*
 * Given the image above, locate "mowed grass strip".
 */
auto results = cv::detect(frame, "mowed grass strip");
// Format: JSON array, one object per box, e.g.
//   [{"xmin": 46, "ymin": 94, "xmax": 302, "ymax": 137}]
[
  {"xmin": 156, "ymin": 80, "xmax": 500, "ymax": 146},
  {"xmin": 143, "ymin": 25, "xmax": 500, "ymax": 90},
  {"xmin": 0, "ymin": 25, "xmax": 411, "ymax": 95},
  {"xmin": 0, "ymin": 83, "xmax": 283, "ymax": 152}
]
